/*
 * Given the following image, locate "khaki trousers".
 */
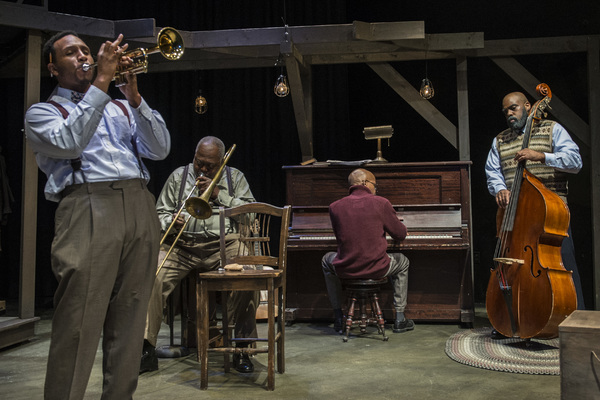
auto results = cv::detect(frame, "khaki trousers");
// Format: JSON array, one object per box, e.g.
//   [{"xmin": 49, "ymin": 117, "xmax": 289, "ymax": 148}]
[
  {"xmin": 45, "ymin": 179, "xmax": 160, "ymax": 400},
  {"xmin": 144, "ymin": 235, "xmax": 259, "ymax": 347}
]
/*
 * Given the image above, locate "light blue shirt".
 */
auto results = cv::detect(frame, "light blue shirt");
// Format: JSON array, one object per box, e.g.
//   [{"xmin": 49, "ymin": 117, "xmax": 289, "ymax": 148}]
[
  {"xmin": 485, "ymin": 122, "xmax": 582, "ymax": 197},
  {"xmin": 25, "ymin": 85, "xmax": 171, "ymax": 201}
]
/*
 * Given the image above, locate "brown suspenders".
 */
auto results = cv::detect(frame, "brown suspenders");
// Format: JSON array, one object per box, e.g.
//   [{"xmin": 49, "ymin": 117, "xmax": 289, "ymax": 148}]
[{"xmin": 47, "ymin": 99, "xmax": 142, "ymax": 180}]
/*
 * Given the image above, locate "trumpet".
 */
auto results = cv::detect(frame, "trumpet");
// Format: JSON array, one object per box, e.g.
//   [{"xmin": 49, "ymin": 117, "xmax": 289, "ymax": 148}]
[
  {"xmin": 82, "ymin": 27, "xmax": 184, "ymax": 87},
  {"xmin": 156, "ymin": 145, "xmax": 236, "ymax": 276}
]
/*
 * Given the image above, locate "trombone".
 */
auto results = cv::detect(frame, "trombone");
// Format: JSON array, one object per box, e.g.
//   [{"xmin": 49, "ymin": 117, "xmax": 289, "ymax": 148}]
[
  {"xmin": 82, "ymin": 27, "xmax": 184, "ymax": 87},
  {"xmin": 156, "ymin": 144, "xmax": 236, "ymax": 276}
]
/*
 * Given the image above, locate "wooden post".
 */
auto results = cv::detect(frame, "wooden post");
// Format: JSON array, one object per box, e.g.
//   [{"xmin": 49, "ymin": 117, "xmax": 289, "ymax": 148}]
[
  {"xmin": 588, "ymin": 37, "xmax": 600, "ymax": 310},
  {"xmin": 20, "ymin": 30, "xmax": 41, "ymax": 319}
]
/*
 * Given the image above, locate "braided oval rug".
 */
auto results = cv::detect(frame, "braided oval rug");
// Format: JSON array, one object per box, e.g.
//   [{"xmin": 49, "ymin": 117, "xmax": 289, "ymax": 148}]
[{"xmin": 445, "ymin": 327, "xmax": 560, "ymax": 375}]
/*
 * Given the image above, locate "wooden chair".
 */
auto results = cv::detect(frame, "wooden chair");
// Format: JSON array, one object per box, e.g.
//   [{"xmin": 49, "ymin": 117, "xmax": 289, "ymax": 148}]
[
  {"xmin": 195, "ymin": 202, "xmax": 291, "ymax": 390},
  {"xmin": 341, "ymin": 278, "xmax": 389, "ymax": 342}
]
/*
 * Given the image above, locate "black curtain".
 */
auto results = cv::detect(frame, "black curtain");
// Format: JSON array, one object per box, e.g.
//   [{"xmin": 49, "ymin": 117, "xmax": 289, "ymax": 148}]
[{"xmin": 0, "ymin": 0, "xmax": 598, "ymax": 308}]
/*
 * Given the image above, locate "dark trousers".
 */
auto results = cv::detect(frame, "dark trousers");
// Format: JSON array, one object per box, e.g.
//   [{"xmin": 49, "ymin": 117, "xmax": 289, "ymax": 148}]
[{"xmin": 562, "ymin": 225, "xmax": 585, "ymax": 310}]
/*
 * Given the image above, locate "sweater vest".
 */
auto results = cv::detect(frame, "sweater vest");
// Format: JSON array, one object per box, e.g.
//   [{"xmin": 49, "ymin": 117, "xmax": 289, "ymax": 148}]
[{"xmin": 496, "ymin": 120, "xmax": 568, "ymax": 198}]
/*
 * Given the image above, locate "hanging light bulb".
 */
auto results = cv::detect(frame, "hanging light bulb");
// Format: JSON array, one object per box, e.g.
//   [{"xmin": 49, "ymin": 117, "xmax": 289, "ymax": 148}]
[
  {"xmin": 194, "ymin": 90, "xmax": 208, "ymax": 114},
  {"xmin": 274, "ymin": 73, "xmax": 290, "ymax": 97},
  {"xmin": 420, "ymin": 78, "xmax": 434, "ymax": 100}
]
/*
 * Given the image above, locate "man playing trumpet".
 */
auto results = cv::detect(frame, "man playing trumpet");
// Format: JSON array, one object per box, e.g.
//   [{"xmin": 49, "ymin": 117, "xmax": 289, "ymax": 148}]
[
  {"xmin": 140, "ymin": 136, "xmax": 260, "ymax": 374},
  {"xmin": 24, "ymin": 31, "xmax": 171, "ymax": 399}
]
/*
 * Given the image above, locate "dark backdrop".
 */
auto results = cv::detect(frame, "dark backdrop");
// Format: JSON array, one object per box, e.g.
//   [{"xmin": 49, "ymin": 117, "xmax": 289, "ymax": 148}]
[{"xmin": 0, "ymin": 1, "xmax": 598, "ymax": 309}]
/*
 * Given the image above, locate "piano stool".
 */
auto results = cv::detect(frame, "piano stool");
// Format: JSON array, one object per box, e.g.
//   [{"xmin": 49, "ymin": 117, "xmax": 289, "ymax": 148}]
[{"xmin": 341, "ymin": 278, "xmax": 389, "ymax": 342}]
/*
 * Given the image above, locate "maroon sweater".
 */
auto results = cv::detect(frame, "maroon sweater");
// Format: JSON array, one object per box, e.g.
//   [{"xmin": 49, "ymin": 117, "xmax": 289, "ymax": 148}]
[{"xmin": 330, "ymin": 185, "xmax": 407, "ymax": 279}]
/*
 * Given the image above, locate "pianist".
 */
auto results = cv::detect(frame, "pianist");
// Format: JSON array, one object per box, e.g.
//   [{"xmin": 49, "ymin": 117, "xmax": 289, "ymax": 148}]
[{"xmin": 321, "ymin": 168, "xmax": 414, "ymax": 334}]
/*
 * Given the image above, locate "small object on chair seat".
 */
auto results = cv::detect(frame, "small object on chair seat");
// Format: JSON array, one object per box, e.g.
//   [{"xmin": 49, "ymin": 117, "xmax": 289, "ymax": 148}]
[{"xmin": 224, "ymin": 263, "xmax": 243, "ymax": 271}]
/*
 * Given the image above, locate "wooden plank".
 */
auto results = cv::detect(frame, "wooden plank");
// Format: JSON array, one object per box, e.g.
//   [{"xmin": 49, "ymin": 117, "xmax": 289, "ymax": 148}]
[
  {"xmin": 393, "ymin": 32, "xmax": 484, "ymax": 51},
  {"xmin": 0, "ymin": 2, "xmax": 154, "ymax": 38},
  {"xmin": 187, "ymin": 24, "xmax": 356, "ymax": 49},
  {"xmin": 464, "ymin": 36, "xmax": 590, "ymax": 57},
  {"xmin": 368, "ymin": 62, "xmax": 458, "ymax": 148},
  {"xmin": 559, "ymin": 311, "xmax": 600, "ymax": 398},
  {"xmin": 490, "ymin": 56, "xmax": 591, "ymax": 147},
  {"xmin": 456, "ymin": 56, "xmax": 470, "ymax": 161},
  {"xmin": 0, "ymin": 318, "xmax": 40, "ymax": 350},
  {"xmin": 353, "ymin": 21, "xmax": 425, "ymax": 41},
  {"xmin": 284, "ymin": 49, "xmax": 314, "ymax": 161},
  {"xmin": 20, "ymin": 30, "xmax": 40, "ymax": 320}
]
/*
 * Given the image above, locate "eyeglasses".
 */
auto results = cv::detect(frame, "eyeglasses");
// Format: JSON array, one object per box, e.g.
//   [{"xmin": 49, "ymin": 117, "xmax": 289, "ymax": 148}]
[{"xmin": 364, "ymin": 180, "xmax": 378, "ymax": 191}]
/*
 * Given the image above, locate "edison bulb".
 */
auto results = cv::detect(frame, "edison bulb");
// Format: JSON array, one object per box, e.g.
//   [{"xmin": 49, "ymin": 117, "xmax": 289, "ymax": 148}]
[
  {"xmin": 194, "ymin": 95, "xmax": 208, "ymax": 114},
  {"xmin": 274, "ymin": 75, "xmax": 290, "ymax": 97},
  {"xmin": 420, "ymin": 78, "xmax": 434, "ymax": 99}
]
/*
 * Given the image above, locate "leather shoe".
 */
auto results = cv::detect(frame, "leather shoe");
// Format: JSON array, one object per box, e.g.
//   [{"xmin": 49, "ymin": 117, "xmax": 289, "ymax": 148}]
[
  {"xmin": 233, "ymin": 352, "xmax": 254, "ymax": 373},
  {"xmin": 333, "ymin": 317, "xmax": 344, "ymax": 334},
  {"xmin": 393, "ymin": 318, "xmax": 415, "ymax": 333},
  {"xmin": 491, "ymin": 329, "xmax": 508, "ymax": 339},
  {"xmin": 140, "ymin": 342, "xmax": 158, "ymax": 374}
]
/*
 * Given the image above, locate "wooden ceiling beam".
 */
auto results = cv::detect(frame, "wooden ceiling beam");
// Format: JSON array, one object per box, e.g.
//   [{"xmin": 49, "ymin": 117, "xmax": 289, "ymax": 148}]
[{"xmin": 0, "ymin": 2, "xmax": 155, "ymax": 38}]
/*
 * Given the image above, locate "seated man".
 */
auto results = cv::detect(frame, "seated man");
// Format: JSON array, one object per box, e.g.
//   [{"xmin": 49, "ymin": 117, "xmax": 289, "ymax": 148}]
[
  {"xmin": 321, "ymin": 168, "xmax": 414, "ymax": 334},
  {"xmin": 140, "ymin": 136, "xmax": 259, "ymax": 374}
]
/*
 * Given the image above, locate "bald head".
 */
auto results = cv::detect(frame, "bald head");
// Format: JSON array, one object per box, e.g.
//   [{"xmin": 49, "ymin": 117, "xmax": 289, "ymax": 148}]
[
  {"xmin": 502, "ymin": 92, "xmax": 528, "ymax": 106},
  {"xmin": 502, "ymin": 92, "xmax": 531, "ymax": 131},
  {"xmin": 348, "ymin": 168, "xmax": 377, "ymax": 194}
]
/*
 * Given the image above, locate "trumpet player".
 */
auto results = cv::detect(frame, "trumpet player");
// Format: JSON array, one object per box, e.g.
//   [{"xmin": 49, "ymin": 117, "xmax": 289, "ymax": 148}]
[
  {"xmin": 24, "ymin": 31, "xmax": 170, "ymax": 400},
  {"xmin": 140, "ymin": 136, "xmax": 259, "ymax": 374}
]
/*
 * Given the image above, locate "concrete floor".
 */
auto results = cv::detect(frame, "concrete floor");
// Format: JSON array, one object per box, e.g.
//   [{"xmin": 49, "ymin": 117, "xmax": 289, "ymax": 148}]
[{"xmin": 0, "ymin": 306, "xmax": 560, "ymax": 400}]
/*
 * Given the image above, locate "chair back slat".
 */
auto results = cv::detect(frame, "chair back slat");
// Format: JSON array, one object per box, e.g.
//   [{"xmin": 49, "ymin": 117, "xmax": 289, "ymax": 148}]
[{"xmin": 218, "ymin": 202, "xmax": 291, "ymax": 272}]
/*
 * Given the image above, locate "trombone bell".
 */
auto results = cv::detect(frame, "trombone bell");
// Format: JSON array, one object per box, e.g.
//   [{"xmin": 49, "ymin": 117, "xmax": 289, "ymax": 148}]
[
  {"xmin": 185, "ymin": 197, "xmax": 213, "ymax": 219},
  {"xmin": 184, "ymin": 144, "xmax": 237, "ymax": 220}
]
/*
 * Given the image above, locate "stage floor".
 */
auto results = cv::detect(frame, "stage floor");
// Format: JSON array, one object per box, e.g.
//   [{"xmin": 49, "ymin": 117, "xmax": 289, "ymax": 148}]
[{"xmin": 0, "ymin": 305, "xmax": 560, "ymax": 399}]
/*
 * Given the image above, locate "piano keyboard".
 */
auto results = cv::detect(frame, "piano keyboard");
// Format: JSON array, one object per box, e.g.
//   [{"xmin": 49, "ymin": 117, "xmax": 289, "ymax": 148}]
[{"xmin": 296, "ymin": 234, "xmax": 458, "ymax": 240}]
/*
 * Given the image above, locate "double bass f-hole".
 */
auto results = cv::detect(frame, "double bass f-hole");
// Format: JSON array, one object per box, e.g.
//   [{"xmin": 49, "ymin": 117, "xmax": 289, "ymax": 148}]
[{"xmin": 523, "ymin": 245, "xmax": 541, "ymax": 278}]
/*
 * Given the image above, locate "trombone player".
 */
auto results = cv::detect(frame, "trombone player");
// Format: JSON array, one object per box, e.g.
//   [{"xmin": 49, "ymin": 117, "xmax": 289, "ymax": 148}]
[
  {"xmin": 24, "ymin": 31, "xmax": 171, "ymax": 399},
  {"xmin": 140, "ymin": 136, "xmax": 260, "ymax": 374}
]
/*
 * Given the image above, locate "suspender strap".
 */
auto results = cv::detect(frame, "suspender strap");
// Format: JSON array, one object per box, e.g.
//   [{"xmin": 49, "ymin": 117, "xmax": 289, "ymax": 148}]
[
  {"xmin": 110, "ymin": 100, "xmax": 131, "ymax": 124},
  {"xmin": 47, "ymin": 100, "xmax": 84, "ymax": 178},
  {"xmin": 47, "ymin": 99, "xmax": 142, "ymax": 178},
  {"xmin": 110, "ymin": 100, "xmax": 142, "ymax": 177},
  {"xmin": 177, "ymin": 164, "xmax": 190, "ymax": 208},
  {"xmin": 47, "ymin": 100, "xmax": 69, "ymax": 119},
  {"xmin": 225, "ymin": 166, "xmax": 234, "ymax": 197}
]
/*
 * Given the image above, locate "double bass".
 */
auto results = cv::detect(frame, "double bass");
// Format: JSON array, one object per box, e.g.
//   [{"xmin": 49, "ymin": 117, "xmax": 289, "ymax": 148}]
[{"xmin": 485, "ymin": 83, "xmax": 577, "ymax": 339}]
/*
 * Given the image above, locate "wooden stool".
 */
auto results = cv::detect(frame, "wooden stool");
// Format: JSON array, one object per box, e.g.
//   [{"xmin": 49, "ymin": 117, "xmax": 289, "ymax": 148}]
[{"xmin": 341, "ymin": 278, "xmax": 389, "ymax": 342}]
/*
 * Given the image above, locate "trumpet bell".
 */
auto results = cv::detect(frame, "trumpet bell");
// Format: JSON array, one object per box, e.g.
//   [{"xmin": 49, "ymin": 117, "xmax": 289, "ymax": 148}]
[
  {"xmin": 185, "ymin": 197, "xmax": 213, "ymax": 219},
  {"xmin": 157, "ymin": 27, "xmax": 185, "ymax": 60}
]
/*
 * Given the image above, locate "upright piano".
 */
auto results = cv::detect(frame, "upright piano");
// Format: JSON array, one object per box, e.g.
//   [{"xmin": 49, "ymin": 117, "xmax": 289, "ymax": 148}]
[{"xmin": 283, "ymin": 161, "xmax": 474, "ymax": 323}]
